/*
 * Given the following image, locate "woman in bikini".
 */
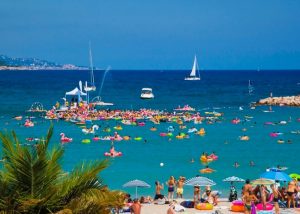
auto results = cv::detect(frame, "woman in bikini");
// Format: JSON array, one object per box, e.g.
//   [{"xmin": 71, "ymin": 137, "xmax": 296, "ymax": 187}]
[
  {"xmin": 260, "ymin": 185, "xmax": 267, "ymax": 210},
  {"xmin": 242, "ymin": 190, "xmax": 258, "ymax": 214},
  {"xmin": 287, "ymin": 180, "xmax": 297, "ymax": 208},
  {"xmin": 271, "ymin": 184, "xmax": 281, "ymax": 214},
  {"xmin": 193, "ymin": 186, "xmax": 201, "ymax": 206},
  {"xmin": 167, "ymin": 176, "xmax": 176, "ymax": 201}
]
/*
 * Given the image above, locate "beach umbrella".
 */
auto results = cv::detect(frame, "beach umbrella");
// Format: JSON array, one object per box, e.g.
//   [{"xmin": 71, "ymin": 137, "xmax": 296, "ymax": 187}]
[
  {"xmin": 289, "ymin": 173, "xmax": 300, "ymax": 180},
  {"xmin": 251, "ymin": 178, "xmax": 274, "ymax": 186},
  {"xmin": 223, "ymin": 176, "xmax": 245, "ymax": 183},
  {"xmin": 260, "ymin": 170, "xmax": 292, "ymax": 182},
  {"xmin": 122, "ymin": 179, "xmax": 151, "ymax": 199},
  {"xmin": 184, "ymin": 176, "xmax": 216, "ymax": 187}
]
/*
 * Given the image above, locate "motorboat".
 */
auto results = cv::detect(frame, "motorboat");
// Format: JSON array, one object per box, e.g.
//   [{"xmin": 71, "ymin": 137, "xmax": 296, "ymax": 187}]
[
  {"xmin": 140, "ymin": 88, "xmax": 154, "ymax": 99},
  {"xmin": 90, "ymin": 96, "xmax": 114, "ymax": 106}
]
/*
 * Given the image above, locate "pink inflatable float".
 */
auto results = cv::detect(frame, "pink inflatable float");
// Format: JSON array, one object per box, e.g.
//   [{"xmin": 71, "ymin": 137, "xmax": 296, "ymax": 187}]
[{"xmin": 256, "ymin": 203, "xmax": 273, "ymax": 211}]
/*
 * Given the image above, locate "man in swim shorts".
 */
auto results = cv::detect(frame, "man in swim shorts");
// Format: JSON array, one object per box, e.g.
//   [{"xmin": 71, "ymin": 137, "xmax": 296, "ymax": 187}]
[
  {"xmin": 154, "ymin": 181, "xmax": 164, "ymax": 200},
  {"xmin": 176, "ymin": 176, "xmax": 185, "ymax": 198}
]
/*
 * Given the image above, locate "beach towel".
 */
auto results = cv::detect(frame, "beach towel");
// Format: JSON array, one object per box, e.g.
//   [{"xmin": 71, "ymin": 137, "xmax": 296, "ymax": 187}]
[
  {"xmin": 174, "ymin": 204, "xmax": 185, "ymax": 212},
  {"xmin": 180, "ymin": 201, "xmax": 194, "ymax": 208}
]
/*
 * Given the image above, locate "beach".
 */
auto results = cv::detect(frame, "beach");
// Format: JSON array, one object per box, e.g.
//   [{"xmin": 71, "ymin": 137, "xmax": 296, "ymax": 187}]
[{"xmin": 130, "ymin": 199, "xmax": 299, "ymax": 214}]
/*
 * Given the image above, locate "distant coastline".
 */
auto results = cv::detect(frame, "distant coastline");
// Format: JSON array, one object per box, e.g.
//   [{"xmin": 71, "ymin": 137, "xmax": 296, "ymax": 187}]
[
  {"xmin": 0, "ymin": 54, "xmax": 88, "ymax": 71},
  {"xmin": 0, "ymin": 65, "xmax": 88, "ymax": 71}
]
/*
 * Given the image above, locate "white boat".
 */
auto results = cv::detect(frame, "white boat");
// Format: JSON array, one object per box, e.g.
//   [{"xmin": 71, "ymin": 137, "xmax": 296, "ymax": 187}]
[
  {"xmin": 84, "ymin": 42, "xmax": 96, "ymax": 92},
  {"xmin": 91, "ymin": 96, "xmax": 114, "ymax": 106},
  {"xmin": 140, "ymin": 88, "xmax": 154, "ymax": 99},
  {"xmin": 184, "ymin": 55, "xmax": 200, "ymax": 81}
]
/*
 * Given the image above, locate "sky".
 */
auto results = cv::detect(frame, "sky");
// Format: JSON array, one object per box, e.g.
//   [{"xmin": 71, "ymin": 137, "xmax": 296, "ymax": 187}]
[{"xmin": 1, "ymin": 0, "xmax": 300, "ymax": 69}]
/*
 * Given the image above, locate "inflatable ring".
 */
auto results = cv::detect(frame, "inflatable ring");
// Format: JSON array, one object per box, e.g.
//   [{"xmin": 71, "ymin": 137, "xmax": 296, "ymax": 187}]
[
  {"xmin": 195, "ymin": 203, "xmax": 213, "ymax": 210},
  {"xmin": 123, "ymin": 136, "xmax": 130, "ymax": 141},
  {"xmin": 256, "ymin": 203, "xmax": 273, "ymax": 211},
  {"xmin": 231, "ymin": 204, "xmax": 245, "ymax": 212}
]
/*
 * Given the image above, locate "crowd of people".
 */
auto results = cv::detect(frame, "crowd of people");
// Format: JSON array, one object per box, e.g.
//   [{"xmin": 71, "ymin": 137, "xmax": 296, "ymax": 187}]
[{"xmin": 241, "ymin": 178, "xmax": 299, "ymax": 214}]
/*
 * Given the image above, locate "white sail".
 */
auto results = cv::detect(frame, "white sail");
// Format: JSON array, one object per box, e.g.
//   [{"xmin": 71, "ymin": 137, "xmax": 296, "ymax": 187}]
[
  {"xmin": 185, "ymin": 55, "xmax": 200, "ymax": 80},
  {"xmin": 190, "ymin": 56, "xmax": 197, "ymax": 77}
]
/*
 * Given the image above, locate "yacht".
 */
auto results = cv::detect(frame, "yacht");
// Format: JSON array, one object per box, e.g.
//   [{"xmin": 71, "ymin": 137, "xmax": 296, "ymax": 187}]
[{"xmin": 140, "ymin": 88, "xmax": 154, "ymax": 99}]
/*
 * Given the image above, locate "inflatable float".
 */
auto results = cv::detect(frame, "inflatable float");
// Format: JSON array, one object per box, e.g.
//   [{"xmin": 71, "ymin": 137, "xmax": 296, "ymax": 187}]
[
  {"xmin": 104, "ymin": 152, "xmax": 122, "ymax": 157},
  {"xmin": 231, "ymin": 119, "xmax": 240, "ymax": 124},
  {"xmin": 82, "ymin": 125, "xmax": 99, "ymax": 134},
  {"xmin": 114, "ymin": 126, "xmax": 123, "ymax": 130},
  {"xmin": 82, "ymin": 139, "xmax": 91, "ymax": 144},
  {"xmin": 207, "ymin": 153, "xmax": 218, "ymax": 160},
  {"xmin": 150, "ymin": 127, "xmax": 157, "ymax": 131},
  {"xmin": 24, "ymin": 120, "xmax": 34, "ymax": 127},
  {"xmin": 196, "ymin": 128, "xmax": 206, "ymax": 135},
  {"xmin": 240, "ymin": 135, "xmax": 250, "ymax": 141},
  {"xmin": 92, "ymin": 136, "xmax": 100, "ymax": 141},
  {"xmin": 123, "ymin": 136, "xmax": 130, "ymax": 141},
  {"xmin": 195, "ymin": 203, "xmax": 213, "ymax": 210},
  {"xmin": 256, "ymin": 203, "xmax": 273, "ymax": 211},
  {"xmin": 200, "ymin": 155, "xmax": 214, "ymax": 163},
  {"xmin": 60, "ymin": 133, "xmax": 73, "ymax": 143},
  {"xmin": 231, "ymin": 200, "xmax": 244, "ymax": 212}
]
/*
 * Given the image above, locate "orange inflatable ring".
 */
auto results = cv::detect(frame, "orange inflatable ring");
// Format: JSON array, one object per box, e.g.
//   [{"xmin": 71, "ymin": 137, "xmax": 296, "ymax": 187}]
[{"xmin": 231, "ymin": 204, "xmax": 245, "ymax": 212}]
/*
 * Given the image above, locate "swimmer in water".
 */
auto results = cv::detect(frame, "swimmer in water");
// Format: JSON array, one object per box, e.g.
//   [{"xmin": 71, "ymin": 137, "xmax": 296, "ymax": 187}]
[
  {"xmin": 190, "ymin": 158, "xmax": 195, "ymax": 163},
  {"xmin": 249, "ymin": 161, "xmax": 255, "ymax": 167},
  {"xmin": 233, "ymin": 162, "xmax": 240, "ymax": 168}
]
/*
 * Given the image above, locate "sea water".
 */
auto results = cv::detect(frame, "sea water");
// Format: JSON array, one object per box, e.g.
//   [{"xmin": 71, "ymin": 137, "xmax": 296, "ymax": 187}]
[{"xmin": 0, "ymin": 70, "xmax": 300, "ymax": 198}]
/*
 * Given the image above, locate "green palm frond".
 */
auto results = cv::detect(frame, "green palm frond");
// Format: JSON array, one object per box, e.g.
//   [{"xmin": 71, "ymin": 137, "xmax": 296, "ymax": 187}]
[
  {"xmin": 58, "ymin": 160, "xmax": 109, "ymax": 205},
  {"xmin": 66, "ymin": 189, "xmax": 125, "ymax": 214},
  {"xmin": 0, "ymin": 126, "xmax": 124, "ymax": 213}
]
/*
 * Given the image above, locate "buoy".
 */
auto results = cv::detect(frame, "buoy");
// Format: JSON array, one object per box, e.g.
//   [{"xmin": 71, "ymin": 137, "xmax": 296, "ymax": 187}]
[{"xmin": 160, "ymin": 162, "xmax": 164, "ymax": 167}]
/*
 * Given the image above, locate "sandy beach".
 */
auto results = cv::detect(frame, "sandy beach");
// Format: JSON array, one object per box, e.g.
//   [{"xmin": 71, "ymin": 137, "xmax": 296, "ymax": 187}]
[{"xmin": 130, "ymin": 199, "xmax": 299, "ymax": 214}]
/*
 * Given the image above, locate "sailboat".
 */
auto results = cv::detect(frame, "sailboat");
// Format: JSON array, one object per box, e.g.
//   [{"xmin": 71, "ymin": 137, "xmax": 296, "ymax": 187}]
[
  {"xmin": 84, "ymin": 42, "xmax": 96, "ymax": 92},
  {"xmin": 248, "ymin": 80, "xmax": 254, "ymax": 95},
  {"xmin": 184, "ymin": 55, "xmax": 200, "ymax": 81}
]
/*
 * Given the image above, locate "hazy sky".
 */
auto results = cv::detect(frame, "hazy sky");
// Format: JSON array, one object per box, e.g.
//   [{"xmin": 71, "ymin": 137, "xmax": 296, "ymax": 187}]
[{"xmin": 1, "ymin": 0, "xmax": 300, "ymax": 69}]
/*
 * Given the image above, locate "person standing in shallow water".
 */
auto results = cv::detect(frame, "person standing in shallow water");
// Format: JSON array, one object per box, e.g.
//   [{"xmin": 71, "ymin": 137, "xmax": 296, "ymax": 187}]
[
  {"xmin": 271, "ymin": 184, "xmax": 281, "ymax": 214},
  {"xmin": 154, "ymin": 181, "xmax": 164, "ymax": 200},
  {"xmin": 176, "ymin": 176, "xmax": 185, "ymax": 198},
  {"xmin": 167, "ymin": 176, "xmax": 176, "ymax": 201}
]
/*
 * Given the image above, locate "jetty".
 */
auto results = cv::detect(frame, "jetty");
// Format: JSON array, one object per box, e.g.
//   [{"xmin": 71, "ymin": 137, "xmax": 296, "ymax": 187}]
[{"xmin": 256, "ymin": 95, "xmax": 300, "ymax": 107}]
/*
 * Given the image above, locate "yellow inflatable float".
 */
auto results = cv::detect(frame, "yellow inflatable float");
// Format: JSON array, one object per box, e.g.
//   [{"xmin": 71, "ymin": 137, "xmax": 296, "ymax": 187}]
[
  {"xmin": 196, "ymin": 128, "xmax": 206, "ymax": 135},
  {"xmin": 200, "ymin": 155, "xmax": 213, "ymax": 163},
  {"xmin": 195, "ymin": 203, "xmax": 213, "ymax": 210}
]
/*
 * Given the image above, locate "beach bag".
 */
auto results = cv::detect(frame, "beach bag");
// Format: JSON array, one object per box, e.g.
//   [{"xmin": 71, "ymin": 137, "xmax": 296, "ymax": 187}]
[{"xmin": 251, "ymin": 202, "xmax": 256, "ymax": 214}]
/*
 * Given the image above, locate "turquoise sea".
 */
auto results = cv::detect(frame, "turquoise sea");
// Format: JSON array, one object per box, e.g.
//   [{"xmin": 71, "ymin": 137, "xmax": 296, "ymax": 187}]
[{"xmin": 0, "ymin": 70, "xmax": 300, "ymax": 198}]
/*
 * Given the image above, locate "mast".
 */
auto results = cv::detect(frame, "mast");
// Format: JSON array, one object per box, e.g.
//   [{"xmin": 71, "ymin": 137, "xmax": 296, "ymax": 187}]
[{"xmin": 89, "ymin": 41, "xmax": 94, "ymax": 87}]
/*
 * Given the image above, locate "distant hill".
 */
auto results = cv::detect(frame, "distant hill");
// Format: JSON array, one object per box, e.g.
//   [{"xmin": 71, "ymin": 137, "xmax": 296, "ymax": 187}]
[{"xmin": 0, "ymin": 54, "xmax": 87, "ymax": 70}]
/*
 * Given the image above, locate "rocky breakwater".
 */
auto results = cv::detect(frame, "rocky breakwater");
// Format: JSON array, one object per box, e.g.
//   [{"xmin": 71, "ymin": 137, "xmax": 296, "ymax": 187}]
[{"xmin": 256, "ymin": 95, "xmax": 300, "ymax": 107}]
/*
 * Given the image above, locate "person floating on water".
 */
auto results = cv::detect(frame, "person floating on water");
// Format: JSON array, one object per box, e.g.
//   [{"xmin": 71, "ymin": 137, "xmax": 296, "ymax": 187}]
[{"xmin": 249, "ymin": 160, "xmax": 255, "ymax": 167}]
